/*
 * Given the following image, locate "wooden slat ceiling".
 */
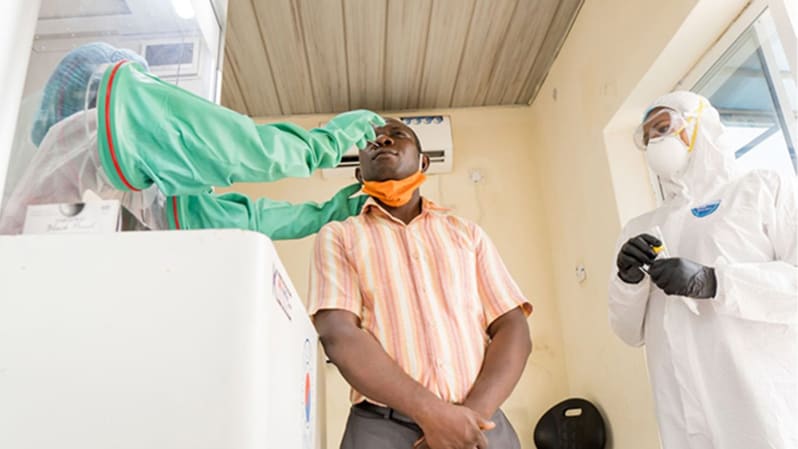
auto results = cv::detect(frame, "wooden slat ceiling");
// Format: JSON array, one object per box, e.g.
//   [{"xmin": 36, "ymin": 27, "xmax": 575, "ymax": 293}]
[{"xmin": 221, "ymin": 0, "xmax": 583, "ymax": 117}]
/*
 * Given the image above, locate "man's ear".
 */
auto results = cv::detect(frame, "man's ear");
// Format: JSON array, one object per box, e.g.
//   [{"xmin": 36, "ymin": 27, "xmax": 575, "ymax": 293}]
[
  {"xmin": 420, "ymin": 154, "xmax": 431, "ymax": 173},
  {"xmin": 355, "ymin": 167, "xmax": 363, "ymax": 183}
]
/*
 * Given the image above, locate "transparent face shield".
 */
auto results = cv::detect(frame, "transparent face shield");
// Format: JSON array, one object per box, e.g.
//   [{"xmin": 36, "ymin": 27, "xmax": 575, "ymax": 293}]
[
  {"xmin": 83, "ymin": 64, "xmax": 106, "ymax": 136},
  {"xmin": 633, "ymin": 108, "xmax": 689, "ymax": 150},
  {"xmin": 0, "ymin": 61, "xmax": 167, "ymax": 235}
]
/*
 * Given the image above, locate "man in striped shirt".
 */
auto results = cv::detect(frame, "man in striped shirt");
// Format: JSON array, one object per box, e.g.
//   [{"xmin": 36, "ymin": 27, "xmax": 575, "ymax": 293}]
[{"xmin": 309, "ymin": 118, "xmax": 533, "ymax": 449}]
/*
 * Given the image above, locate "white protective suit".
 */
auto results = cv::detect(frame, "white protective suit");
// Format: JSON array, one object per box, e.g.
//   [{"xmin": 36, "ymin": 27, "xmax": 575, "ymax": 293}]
[{"xmin": 608, "ymin": 91, "xmax": 798, "ymax": 449}]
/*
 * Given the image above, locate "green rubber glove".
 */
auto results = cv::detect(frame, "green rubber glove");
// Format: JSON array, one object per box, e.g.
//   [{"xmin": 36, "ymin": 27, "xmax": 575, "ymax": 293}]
[
  {"xmin": 167, "ymin": 183, "xmax": 368, "ymax": 240},
  {"xmin": 97, "ymin": 61, "xmax": 384, "ymax": 195}
]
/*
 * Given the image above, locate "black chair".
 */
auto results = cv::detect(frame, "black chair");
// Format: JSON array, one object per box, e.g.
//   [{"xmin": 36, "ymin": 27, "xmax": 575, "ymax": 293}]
[{"xmin": 533, "ymin": 398, "xmax": 606, "ymax": 449}]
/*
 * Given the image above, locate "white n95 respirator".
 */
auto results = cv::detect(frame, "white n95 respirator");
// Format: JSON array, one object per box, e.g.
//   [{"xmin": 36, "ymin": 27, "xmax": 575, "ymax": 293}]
[{"xmin": 646, "ymin": 136, "xmax": 690, "ymax": 177}]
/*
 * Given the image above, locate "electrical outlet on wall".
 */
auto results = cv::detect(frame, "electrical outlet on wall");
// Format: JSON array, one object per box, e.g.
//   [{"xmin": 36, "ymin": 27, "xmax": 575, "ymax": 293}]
[{"xmin": 575, "ymin": 264, "xmax": 587, "ymax": 284}]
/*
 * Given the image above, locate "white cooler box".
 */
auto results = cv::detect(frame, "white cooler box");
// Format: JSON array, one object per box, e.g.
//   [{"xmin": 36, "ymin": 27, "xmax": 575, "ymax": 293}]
[{"xmin": 0, "ymin": 230, "xmax": 319, "ymax": 449}]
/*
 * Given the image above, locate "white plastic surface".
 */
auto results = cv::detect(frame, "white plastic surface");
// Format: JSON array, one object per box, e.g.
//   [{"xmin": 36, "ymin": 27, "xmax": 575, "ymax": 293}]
[
  {"xmin": 0, "ymin": 0, "xmax": 40, "ymax": 206},
  {"xmin": 0, "ymin": 230, "xmax": 318, "ymax": 449}
]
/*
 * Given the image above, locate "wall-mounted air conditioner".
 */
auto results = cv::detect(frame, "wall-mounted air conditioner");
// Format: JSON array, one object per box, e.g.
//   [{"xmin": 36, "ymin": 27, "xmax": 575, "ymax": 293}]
[
  {"xmin": 140, "ymin": 37, "xmax": 201, "ymax": 78},
  {"xmin": 321, "ymin": 115, "xmax": 453, "ymax": 179}
]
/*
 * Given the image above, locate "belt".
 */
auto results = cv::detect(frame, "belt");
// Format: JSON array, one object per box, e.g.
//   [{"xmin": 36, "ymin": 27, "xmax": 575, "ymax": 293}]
[{"xmin": 354, "ymin": 401, "xmax": 419, "ymax": 429}]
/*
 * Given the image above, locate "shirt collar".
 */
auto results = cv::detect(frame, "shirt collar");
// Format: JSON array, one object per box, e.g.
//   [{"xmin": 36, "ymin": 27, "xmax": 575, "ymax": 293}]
[{"xmin": 361, "ymin": 197, "xmax": 450, "ymax": 219}]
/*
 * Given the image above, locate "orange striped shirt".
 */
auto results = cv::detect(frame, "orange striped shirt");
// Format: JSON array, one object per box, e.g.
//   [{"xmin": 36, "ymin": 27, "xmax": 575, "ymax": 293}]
[{"xmin": 308, "ymin": 198, "xmax": 532, "ymax": 404}]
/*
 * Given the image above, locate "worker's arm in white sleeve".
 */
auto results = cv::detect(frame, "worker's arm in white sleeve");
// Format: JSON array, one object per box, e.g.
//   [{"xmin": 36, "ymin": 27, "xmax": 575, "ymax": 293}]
[
  {"xmin": 608, "ymin": 231, "xmax": 652, "ymax": 347},
  {"xmin": 713, "ymin": 175, "xmax": 798, "ymax": 324}
]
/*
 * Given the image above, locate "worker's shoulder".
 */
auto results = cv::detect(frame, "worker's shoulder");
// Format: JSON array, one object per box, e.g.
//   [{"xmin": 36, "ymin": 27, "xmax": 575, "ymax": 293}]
[
  {"xmin": 621, "ymin": 207, "xmax": 664, "ymax": 235},
  {"xmin": 735, "ymin": 169, "xmax": 794, "ymax": 188},
  {"xmin": 729, "ymin": 169, "xmax": 796, "ymax": 202}
]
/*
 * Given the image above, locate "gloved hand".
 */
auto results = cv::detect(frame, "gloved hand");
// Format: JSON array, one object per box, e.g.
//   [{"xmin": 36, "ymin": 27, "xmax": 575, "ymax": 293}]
[
  {"xmin": 616, "ymin": 233, "xmax": 662, "ymax": 284},
  {"xmin": 323, "ymin": 109, "xmax": 385, "ymax": 150},
  {"xmin": 648, "ymin": 257, "xmax": 717, "ymax": 299},
  {"xmin": 171, "ymin": 183, "xmax": 369, "ymax": 240}
]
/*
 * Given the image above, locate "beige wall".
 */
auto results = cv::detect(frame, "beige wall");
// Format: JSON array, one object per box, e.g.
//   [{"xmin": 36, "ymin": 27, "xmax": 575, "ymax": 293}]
[
  {"xmin": 526, "ymin": 0, "xmax": 749, "ymax": 447},
  {"xmin": 224, "ymin": 106, "xmax": 569, "ymax": 449}
]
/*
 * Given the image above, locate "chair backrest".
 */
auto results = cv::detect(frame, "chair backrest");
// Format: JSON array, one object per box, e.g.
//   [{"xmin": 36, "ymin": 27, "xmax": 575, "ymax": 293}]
[{"xmin": 533, "ymin": 398, "xmax": 606, "ymax": 449}]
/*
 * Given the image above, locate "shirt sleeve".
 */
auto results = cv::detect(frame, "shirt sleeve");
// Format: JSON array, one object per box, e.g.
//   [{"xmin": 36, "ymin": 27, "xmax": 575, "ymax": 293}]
[
  {"xmin": 307, "ymin": 223, "xmax": 363, "ymax": 318},
  {"xmin": 473, "ymin": 224, "xmax": 533, "ymax": 325}
]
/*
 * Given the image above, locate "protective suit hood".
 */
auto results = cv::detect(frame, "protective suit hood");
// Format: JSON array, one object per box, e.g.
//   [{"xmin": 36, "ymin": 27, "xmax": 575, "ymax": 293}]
[
  {"xmin": 644, "ymin": 91, "xmax": 738, "ymax": 202},
  {"xmin": 31, "ymin": 42, "xmax": 148, "ymax": 147}
]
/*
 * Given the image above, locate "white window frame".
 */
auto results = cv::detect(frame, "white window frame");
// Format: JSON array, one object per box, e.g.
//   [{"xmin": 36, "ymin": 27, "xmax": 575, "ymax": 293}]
[
  {"xmin": 644, "ymin": 0, "xmax": 798, "ymax": 202},
  {"xmin": 675, "ymin": 0, "xmax": 797, "ymax": 163}
]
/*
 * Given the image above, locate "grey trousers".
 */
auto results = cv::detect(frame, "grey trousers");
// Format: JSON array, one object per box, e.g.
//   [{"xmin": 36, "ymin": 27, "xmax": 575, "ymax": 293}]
[{"xmin": 340, "ymin": 403, "xmax": 521, "ymax": 449}]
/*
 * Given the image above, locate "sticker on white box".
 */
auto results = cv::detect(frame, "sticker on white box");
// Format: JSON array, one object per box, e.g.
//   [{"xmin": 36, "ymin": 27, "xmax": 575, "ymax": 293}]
[{"xmin": 23, "ymin": 200, "xmax": 121, "ymax": 235}]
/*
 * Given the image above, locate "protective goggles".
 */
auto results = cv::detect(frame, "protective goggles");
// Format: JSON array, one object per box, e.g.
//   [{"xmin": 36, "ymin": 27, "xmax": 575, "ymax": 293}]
[
  {"xmin": 633, "ymin": 101, "xmax": 706, "ymax": 151},
  {"xmin": 633, "ymin": 108, "xmax": 689, "ymax": 150}
]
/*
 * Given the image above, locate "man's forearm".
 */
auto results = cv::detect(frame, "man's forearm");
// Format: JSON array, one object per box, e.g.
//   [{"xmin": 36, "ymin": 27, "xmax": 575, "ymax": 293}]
[
  {"xmin": 320, "ymin": 317, "xmax": 442, "ymax": 422},
  {"xmin": 462, "ymin": 308, "xmax": 532, "ymax": 418},
  {"xmin": 317, "ymin": 310, "xmax": 499, "ymax": 449}
]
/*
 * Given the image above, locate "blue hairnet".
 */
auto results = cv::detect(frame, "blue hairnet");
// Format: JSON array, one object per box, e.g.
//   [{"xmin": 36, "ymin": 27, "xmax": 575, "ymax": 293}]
[{"xmin": 31, "ymin": 42, "xmax": 148, "ymax": 147}]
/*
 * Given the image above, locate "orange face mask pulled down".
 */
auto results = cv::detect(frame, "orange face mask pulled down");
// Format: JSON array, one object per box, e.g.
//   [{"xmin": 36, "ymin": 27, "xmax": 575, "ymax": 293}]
[{"xmin": 361, "ymin": 171, "xmax": 427, "ymax": 207}]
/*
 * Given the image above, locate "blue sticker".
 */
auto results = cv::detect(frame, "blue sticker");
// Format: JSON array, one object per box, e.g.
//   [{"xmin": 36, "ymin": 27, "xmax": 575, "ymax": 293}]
[{"xmin": 691, "ymin": 200, "xmax": 721, "ymax": 218}]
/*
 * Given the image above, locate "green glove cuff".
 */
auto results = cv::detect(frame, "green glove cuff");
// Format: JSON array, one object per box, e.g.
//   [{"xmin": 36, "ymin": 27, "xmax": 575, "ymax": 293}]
[{"xmin": 96, "ymin": 60, "xmax": 147, "ymax": 192}]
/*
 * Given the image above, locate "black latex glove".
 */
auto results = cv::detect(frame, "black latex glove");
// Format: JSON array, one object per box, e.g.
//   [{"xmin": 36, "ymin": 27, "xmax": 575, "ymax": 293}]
[
  {"xmin": 617, "ymin": 233, "xmax": 662, "ymax": 284},
  {"xmin": 648, "ymin": 257, "xmax": 717, "ymax": 299}
]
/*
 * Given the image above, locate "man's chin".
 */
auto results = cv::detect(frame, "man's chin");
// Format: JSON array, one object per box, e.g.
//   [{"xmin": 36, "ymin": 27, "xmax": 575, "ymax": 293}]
[
  {"xmin": 364, "ymin": 167, "xmax": 407, "ymax": 182},
  {"xmin": 365, "ymin": 174, "xmax": 404, "ymax": 183}
]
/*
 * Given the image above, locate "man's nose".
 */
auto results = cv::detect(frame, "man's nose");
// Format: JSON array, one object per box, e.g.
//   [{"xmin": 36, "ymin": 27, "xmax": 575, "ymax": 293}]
[{"xmin": 375, "ymin": 134, "xmax": 394, "ymax": 146}]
